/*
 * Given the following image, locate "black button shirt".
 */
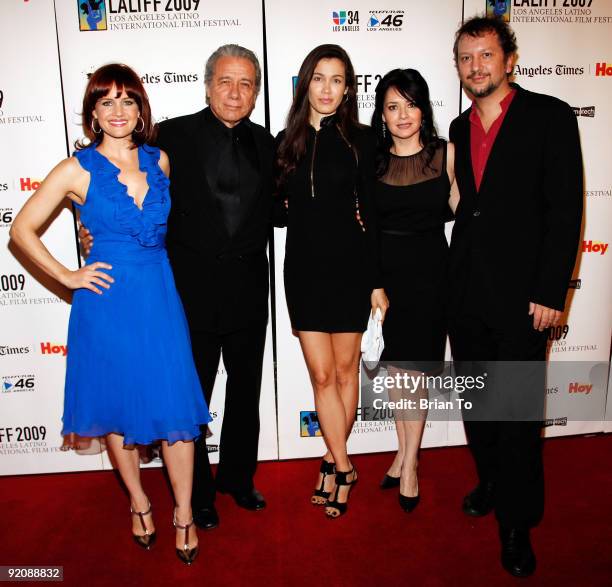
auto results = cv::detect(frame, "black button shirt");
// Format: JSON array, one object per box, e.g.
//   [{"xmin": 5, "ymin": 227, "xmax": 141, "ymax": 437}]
[{"xmin": 202, "ymin": 107, "xmax": 260, "ymax": 237}]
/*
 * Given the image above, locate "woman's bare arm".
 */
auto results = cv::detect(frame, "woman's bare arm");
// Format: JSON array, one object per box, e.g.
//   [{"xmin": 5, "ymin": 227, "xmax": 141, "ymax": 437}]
[{"xmin": 10, "ymin": 157, "xmax": 114, "ymax": 294}]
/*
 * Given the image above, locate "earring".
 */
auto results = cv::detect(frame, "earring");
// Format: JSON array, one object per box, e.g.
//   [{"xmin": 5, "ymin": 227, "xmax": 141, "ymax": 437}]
[
  {"xmin": 135, "ymin": 116, "xmax": 145, "ymax": 133},
  {"xmin": 91, "ymin": 118, "xmax": 102, "ymax": 134},
  {"xmin": 343, "ymin": 93, "xmax": 349, "ymax": 104},
  {"xmin": 382, "ymin": 121, "xmax": 387, "ymax": 139}
]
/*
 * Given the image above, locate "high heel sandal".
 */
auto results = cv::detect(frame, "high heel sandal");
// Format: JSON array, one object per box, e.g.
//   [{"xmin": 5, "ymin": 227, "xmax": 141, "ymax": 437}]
[
  {"xmin": 130, "ymin": 502, "xmax": 156, "ymax": 550},
  {"xmin": 325, "ymin": 467, "xmax": 358, "ymax": 518},
  {"xmin": 173, "ymin": 509, "xmax": 199, "ymax": 565},
  {"xmin": 311, "ymin": 459, "xmax": 335, "ymax": 505}
]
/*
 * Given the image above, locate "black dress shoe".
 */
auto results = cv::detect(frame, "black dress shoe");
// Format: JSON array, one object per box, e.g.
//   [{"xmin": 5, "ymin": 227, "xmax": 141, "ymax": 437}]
[
  {"xmin": 398, "ymin": 493, "xmax": 420, "ymax": 513},
  {"xmin": 462, "ymin": 481, "xmax": 495, "ymax": 517},
  {"xmin": 380, "ymin": 474, "xmax": 400, "ymax": 490},
  {"xmin": 499, "ymin": 527, "xmax": 536, "ymax": 578},
  {"xmin": 220, "ymin": 488, "xmax": 266, "ymax": 511},
  {"xmin": 193, "ymin": 505, "xmax": 219, "ymax": 530}
]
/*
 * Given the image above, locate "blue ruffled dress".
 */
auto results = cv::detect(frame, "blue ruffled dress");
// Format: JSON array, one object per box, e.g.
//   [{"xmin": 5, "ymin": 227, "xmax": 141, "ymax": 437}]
[{"xmin": 62, "ymin": 144, "xmax": 211, "ymax": 445}]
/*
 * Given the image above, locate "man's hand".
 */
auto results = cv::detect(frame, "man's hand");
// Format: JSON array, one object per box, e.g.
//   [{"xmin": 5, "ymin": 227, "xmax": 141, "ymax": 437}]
[
  {"xmin": 371, "ymin": 288, "xmax": 389, "ymax": 322},
  {"xmin": 529, "ymin": 302, "xmax": 562, "ymax": 331},
  {"xmin": 78, "ymin": 223, "xmax": 94, "ymax": 258}
]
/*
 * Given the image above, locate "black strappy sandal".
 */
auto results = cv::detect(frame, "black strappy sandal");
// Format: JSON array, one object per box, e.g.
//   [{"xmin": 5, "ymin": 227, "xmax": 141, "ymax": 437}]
[
  {"xmin": 130, "ymin": 501, "xmax": 156, "ymax": 550},
  {"xmin": 173, "ymin": 509, "xmax": 199, "ymax": 565},
  {"xmin": 325, "ymin": 467, "xmax": 358, "ymax": 518},
  {"xmin": 311, "ymin": 459, "xmax": 336, "ymax": 505}
]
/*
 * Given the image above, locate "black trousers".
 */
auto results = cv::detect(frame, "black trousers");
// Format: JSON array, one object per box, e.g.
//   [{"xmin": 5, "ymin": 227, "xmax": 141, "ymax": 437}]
[
  {"xmin": 189, "ymin": 321, "xmax": 267, "ymax": 508},
  {"xmin": 449, "ymin": 305, "xmax": 547, "ymax": 529}
]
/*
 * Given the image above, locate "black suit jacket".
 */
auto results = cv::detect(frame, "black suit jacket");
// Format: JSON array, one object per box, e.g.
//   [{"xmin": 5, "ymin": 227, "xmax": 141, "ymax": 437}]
[
  {"xmin": 156, "ymin": 108, "xmax": 275, "ymax": 334},
  {"xmin": 449, "ymin": 84, "xmax": 583, "ymax": 316}
]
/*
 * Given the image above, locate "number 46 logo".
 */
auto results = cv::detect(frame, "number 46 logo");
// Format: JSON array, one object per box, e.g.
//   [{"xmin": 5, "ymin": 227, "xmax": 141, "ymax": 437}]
[
  {"xmin": 2, "ymin": 376, "xmax": 35, "ymax": 393},
  {"xmin": 368, "ymin": 11, "xmax": 404, "ymax": 29}
]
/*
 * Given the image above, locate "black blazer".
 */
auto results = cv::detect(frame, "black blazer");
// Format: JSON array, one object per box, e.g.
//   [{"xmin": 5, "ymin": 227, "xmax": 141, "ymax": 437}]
[
  {"xmin": 156, "ymin": 108, "xmax": 275, "ymax": 334},
  {"xmin": 449, "ymin": 84, "xmax": 583, "ymax": 316}
]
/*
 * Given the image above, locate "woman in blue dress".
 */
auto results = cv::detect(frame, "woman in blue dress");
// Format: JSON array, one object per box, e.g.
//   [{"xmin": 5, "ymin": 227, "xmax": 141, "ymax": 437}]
[{"xmin": 10, "ymin": 64, "xmax": 209, "ymax": 565}]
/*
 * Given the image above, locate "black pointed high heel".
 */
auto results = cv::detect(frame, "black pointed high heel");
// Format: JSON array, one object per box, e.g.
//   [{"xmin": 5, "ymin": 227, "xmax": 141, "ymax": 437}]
[
  {"xmin": 311, "ymin": 459, "xmax": 335, "ymax": 505},
  {"xmin": 399, "ymin": 477, "xmax": 420, "ymax": 513},
  {"xmin": 398, "ymin": 493, "xmax": 420, "ymax": 512},
  {"xmin": 380, "ymin": 474, "xmax": 400, "ymax": 489},
  {"xmin": 325, "ymin": 467, "xmax": 358, "ymax": 518},
  {"xmin": 173, "ymin": 510, "xmax": 199, "ymax": 565},
  {"xmin": 130, "ymin": 502, "xmax": 156, "ymax": 550}
]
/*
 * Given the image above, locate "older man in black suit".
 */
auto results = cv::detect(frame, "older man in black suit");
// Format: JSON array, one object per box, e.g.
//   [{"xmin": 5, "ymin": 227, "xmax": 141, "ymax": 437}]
[
  {"xmin": 155, "ymin": 45, "xmax": 274, "ymax": 529},
  {"xmin": 448, "ymin": 17, "xmax": 583, "ymax": 578}
]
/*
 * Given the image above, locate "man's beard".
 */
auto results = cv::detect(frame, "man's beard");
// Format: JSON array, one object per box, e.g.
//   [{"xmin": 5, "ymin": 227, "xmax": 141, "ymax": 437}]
[{"xmin": 464, "ymin": 74, "xmax": 501, "ymax": 98}]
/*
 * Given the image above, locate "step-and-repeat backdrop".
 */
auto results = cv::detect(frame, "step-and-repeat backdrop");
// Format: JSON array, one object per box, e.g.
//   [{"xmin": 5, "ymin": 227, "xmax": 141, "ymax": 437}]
[
  {"xmin": 1, "ymin": 0, "xmax": 278, "ymax": 475},
  {"xmin": 1, "ymin": 0, "xmax": 610, "ymax": 474}
]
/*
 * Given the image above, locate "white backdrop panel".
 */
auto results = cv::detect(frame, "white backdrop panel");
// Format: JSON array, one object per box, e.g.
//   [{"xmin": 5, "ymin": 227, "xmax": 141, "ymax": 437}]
[{"xmin": 0, "ymin": 0, "xmax": 99, "ymax": 475}]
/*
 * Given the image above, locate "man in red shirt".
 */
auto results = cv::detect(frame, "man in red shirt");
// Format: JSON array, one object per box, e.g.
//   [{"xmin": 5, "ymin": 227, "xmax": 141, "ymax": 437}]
[{"xmin": 448, "ymin": 16, "xmax": 583, "ymax": 578}]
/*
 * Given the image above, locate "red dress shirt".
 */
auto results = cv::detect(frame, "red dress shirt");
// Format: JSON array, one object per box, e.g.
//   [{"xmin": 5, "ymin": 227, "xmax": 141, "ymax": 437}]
[{"xmin": 470, "ymin": 89, "xmax": 516, "ymax": 191}]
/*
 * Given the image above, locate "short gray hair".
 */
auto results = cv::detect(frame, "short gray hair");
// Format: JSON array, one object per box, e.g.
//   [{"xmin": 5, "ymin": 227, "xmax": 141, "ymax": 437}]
[{"xmin": 204, "ymin": 44, "xmax": 262, "ymax": 101}]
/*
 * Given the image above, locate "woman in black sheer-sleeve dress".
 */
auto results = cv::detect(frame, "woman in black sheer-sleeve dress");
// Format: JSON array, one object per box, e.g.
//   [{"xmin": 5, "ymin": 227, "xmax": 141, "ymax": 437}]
[{"xmin": 371, "ymin": 69, "xmax": 459, "ymax": 512}]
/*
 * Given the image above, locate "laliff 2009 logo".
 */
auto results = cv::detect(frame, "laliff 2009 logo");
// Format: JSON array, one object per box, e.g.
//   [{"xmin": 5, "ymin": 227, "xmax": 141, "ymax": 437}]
[
  {"xmin": 78, "ymin": 0, "xmax": 108, "ymax": 31},
  {"xmin": 486, "ymin": 0, "xmax": 511, "ymax": 22}
]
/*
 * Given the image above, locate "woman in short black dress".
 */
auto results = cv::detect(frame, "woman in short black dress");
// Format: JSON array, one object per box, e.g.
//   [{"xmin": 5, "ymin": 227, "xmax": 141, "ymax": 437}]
[
  {"xmin": 276, "ymin": 44, "xmax": 388, "ymax": 517},
  {"xmin": 371, "ymin": 69, "xmax": 459, "ymax": 512}
]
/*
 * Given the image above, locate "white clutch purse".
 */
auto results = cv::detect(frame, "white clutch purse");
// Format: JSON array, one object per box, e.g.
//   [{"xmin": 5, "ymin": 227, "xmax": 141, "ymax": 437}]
[{"xmin": 361, "ymin": 308, "xmax": 384, "ymax": 363}]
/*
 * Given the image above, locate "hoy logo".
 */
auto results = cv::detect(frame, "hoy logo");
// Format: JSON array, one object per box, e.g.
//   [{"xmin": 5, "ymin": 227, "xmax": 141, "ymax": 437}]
[
  {"xmin": 568, "ymin": 382, "xmax": 592, "ymax": 395},
  {"xmin": 40, "ymin": 342, "xmax": 67, "ymax": 356},
  {"xmin": 19, "ymin": 178, "xmax": 43, "ymax": 192},
  {"xmin": 582, "ymin": 240, "xmax": 608, "ymax": 255},
  {"xmin": 595, "ymin": 62, "xmax": 612, "ymax": 76}
]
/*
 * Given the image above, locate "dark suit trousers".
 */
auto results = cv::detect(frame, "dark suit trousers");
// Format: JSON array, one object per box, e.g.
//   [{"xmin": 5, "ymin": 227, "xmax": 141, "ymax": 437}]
[
  {"xmin": 189, "ymin": 322, "xmax": 267, "ymax": 507},
  {"xmin": 449, "ymin": 300, "xmax": 547, "ymax": 530}
]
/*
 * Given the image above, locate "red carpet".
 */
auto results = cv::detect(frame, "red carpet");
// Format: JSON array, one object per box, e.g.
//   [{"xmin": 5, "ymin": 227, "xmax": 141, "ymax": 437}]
[{"xmin": 0, "ymin": 434, "xmax": 610, "ymax": 586}]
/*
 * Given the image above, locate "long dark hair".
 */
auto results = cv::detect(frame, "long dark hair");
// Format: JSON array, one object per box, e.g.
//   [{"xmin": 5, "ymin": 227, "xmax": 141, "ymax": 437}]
[
  {"xmin": 77, "ymin": 63, "xmax": 155, "ymax": 150},
  {"xmin": 276, "ymin": 44, "xmax": 360, "ymax": 189},
  {"xmin": 371, "ymin": 68, "xmax": 440, "ymax": 178}
]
